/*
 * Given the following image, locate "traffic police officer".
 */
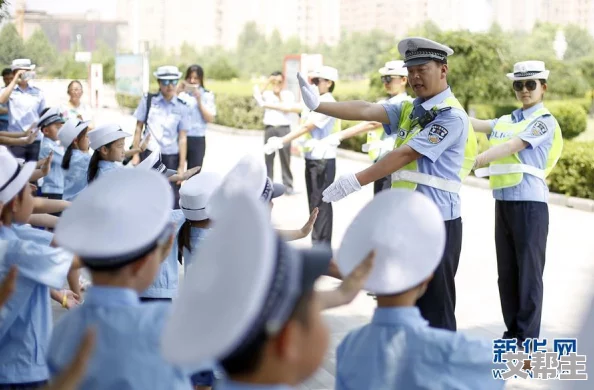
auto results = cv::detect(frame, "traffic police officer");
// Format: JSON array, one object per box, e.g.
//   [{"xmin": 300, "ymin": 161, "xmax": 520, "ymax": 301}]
[
  {"xmin": 0, "ymin": 59, "xmax": 46, "ymax": 161},
  {"xmin": 299, "ymin": 37, "xmax": 478, "ymax": 331},
  {"xmin": 329, "ymin": 60, "xmax": 413, "ymax": 194},
  {"xmin": 264, "ymin": 66, "xmax": 341, "ymax": 247},
  {"xmin": 471, "ymin": 60, "xmax": 562, "ymax": 344},
  {"xmin": 133, "ymin": 65, "xmax": 191, "ymax": 208}
]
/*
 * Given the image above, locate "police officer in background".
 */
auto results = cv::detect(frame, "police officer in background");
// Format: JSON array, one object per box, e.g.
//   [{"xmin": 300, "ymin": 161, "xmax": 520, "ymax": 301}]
[
  {"xmin": 0, "ymin": 59, "xmax": 46, "ymax": 161},
  {"xmin": 330, "ymin": 60, "xmax": 413, "ymax": 195},
  {"xmin": 264, "ymin": 66, "xmax": 340, "ymax": 247},
  {"xmin": 471, "ymin": 61, "xmax": 562, "ymax": 345},
  {"xmin": 132, "ymin": 66, "xmax": 191, "ymax": 208},
  {"xmin": 298, "ymin": 38, "xmax": 478, "ymax": 331}
]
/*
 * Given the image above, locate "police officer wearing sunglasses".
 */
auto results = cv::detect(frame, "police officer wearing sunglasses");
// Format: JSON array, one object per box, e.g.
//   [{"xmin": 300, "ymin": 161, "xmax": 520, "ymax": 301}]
[
  {"xmin": 132, "ymin": 66, "xmax": 191, "ymax": 208},
  {"xmin": 470, "ymin": 61, "xmax": 563, "ymax": 346}
]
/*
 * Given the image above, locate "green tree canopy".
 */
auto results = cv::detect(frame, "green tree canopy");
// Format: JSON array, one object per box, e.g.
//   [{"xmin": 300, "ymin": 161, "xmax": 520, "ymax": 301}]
[
  {"xmin": 24, "ymin": 29, "xmax": 57, "ymax": 69},
  {"xmin": 0, "ymin": 24, "xmax": 25, "ymax": 67}
]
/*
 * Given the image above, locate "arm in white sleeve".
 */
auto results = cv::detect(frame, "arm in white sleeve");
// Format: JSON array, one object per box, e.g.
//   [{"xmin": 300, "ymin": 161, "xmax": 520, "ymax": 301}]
[{"xmin": 474, "ymin": 137, "xmax": 528, "ymax": 168}]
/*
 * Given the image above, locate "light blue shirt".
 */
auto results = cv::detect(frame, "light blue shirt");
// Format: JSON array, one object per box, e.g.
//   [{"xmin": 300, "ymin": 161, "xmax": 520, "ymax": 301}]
[
  {"xmin": 0, "ymin": 226, "xmax": 73, "ymax": 384},
  {"xmin": 216, "ymin": 381, "xmax": 293, "ymax": 390},
  {"xmin": 134, "ymin": 93, "xmax": 191, "ymax": 155},
  {"xmin": 96, "ymin": 160, "xmax": 122, "ymax": 180},
  {"xmin": 3, "ymin": 85, "xmax": 46, "ymax": 140},
  {"xmin": 382, "ymin": 87, "xmax": 468, "ymax": 221},
  {"xmin": 178, "ymin": 88, "xmax": 216, "ymax": 137},
  {"xmin": 9, "ymin": 224, "xmax": 53, "ymax": 246},
  {"xmin": 38, "ymin": 137, "xmax": 64, "ymax": 194},
  {"xmin": 304, "ymin": 92, "xmax": 338, "ymax": 160},
  {"xmin": 0, "ymin": 103, "xmax": 8, "ymax": 122},
  {"xmin": 47, "ymin": 286, "xmax": 192, "ymax": 389},
  {"xmin": 63, "ymin": 150, "xmax": 91, "ymax": 201},
  {"xmin": 488, "ymin": 102, "xmax": 556, "ymax": 203},
  {"xmin": 336, "ymin": 307, "xmax": 502, "ymax": 390},
  {"xmin": 183, "ymin": 226, "xmax": 210, "ymax": 273},
  {"xmin": 140, "ymin": 210, "xmax": 186, "ymax": 299}
]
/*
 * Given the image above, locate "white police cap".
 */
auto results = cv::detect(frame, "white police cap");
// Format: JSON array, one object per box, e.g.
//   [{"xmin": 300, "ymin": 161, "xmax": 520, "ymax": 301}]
[
  {"xmin": 398, "ymin": 37, "xmax": 454, "ymax": 68},
  {"xmin": 153, "ymin": 65, "xmax": 182, "ymax": 80},
  {"xmin": 507, "ymin": 61, "xmax": 550, "ymax": 81},
  {"xmin": 0, "ymin": 147, "xmax": 36, "ymax": 204},
  {"xmin": 179, "ymin": 172, "xmax": 223, "ymax": 221},
  {"xmin": 38, "ymin": 107, "xmax": 65, "ymax": 129},
  {"xmin": 136, "ymin": 150, "xmax": 177, "ymax": 178},
  {"xmin": 88, "ymin": 124, "xmax": 132, "ymax": 150},
  {"xmin": 162, "ymin": 188, "xmax": 331, "ymax": 365},
  {"xmin": 58, "ymin": 118, "xmax": 90, "ymax": 149},
  {"xmin": 207, "ymin": 155, "xmax": 284, "ymax": 219},
  {"xmin": 336, "ymin": 190, "xmax": 446, "ymax": 295},
  {"xmin": 378, "ymin": 60, "xmax": 408, "ymax": 77},
  {"xmin": 310, "ymin": 66, "xmax": 339, "ymax": 82},
  {"xmin": 54, "ymin": 169, "xmax": 173, "ymax": 268},
  {"xmin": 11, "ymin": 58, "xmax": 36, "ymax": 71}
]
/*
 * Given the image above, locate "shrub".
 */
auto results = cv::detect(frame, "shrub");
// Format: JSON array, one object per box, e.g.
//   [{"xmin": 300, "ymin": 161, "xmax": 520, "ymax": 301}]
[
  {"xmin": 214, "ymin": 94, "xmax": 263, "ymax": 130},
  {"xmin": 116, "ymin": 94, "xmax": 141, "ymax": 110},
  {"xmin": 546, "ymin": 102, "xmax": 588, "ymax": 139},
  {"xmin": 547, "ymin": 141, "xmax": 594, "ymax": 200}
]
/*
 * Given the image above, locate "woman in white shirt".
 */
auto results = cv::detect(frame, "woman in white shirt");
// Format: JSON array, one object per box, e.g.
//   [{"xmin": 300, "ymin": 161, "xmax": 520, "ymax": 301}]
[{"xmin": 62, "ymin": 81, "xmax": 94, "ymax": 129}]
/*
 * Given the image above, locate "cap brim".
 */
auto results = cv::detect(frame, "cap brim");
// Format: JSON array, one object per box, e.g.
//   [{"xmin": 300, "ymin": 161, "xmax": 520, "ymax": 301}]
[
  {"xmin": 299, "ymin": 247, "xmax": 332, "ymax": 293},
  {"xmin": 0, "ymin": 162, "xmax": 36, "ymax": 204},
  {"xmin": 403, "ymin": 58, "xmax": 433, "ymax": 68},
  {"xmin": 272, "ymin": 183, "xmax": 285, "ymax": 199}
]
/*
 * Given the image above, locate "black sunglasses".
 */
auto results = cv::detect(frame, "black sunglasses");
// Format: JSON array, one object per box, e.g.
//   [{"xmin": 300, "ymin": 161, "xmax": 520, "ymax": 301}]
[
  {"xmin": 159, "ymin": 79, "xmax": 179, "ymax": 86},
  {"xmin": 513, "ymin": 80, "xmax": 538, "ymax": 92}
]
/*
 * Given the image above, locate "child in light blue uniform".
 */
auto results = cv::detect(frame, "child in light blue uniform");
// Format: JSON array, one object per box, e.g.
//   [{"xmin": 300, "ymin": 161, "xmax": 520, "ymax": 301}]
[
  {"xmin": 0, "ymin": 149, "xmax": 79, "ymax": 388},
  {"xmin": 48, "ymin": 168, "xmax": 193, "ymax": 389},
  {"xmin": 86, "ymin": 124, "xmax": 133, "ymax": 183},
  {"xmin": 58, "ymin": 118, "xmax": 91, "ymax": 201},
  {"xmin": 37, "ymin": 107, "xmax": 66, "ymax": 201},
  {"xmin": 334, "ymin": 190, "xmax": 502, "ymax": 390}
]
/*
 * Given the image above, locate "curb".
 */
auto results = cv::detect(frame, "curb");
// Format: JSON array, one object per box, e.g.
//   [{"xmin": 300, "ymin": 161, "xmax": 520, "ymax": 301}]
[{"xmin": 190, "ymin": 122, "xmax": 594, "ymax": 213}]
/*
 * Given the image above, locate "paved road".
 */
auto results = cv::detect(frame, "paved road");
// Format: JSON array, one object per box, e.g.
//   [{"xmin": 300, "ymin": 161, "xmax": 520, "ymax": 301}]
[{"xmin": 47, "ymin": 95, "xmax": 594, "ymax": 389}]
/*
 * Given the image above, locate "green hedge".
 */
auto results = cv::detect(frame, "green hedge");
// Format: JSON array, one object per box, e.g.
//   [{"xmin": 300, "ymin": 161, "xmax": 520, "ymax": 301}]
[
  {"xmin": 214, "ymin": 95, "xmax": 263, "ymax": 130},
  {"xmin": 548, "ymin": 141, "xmax": 594, "ymax": 200}
]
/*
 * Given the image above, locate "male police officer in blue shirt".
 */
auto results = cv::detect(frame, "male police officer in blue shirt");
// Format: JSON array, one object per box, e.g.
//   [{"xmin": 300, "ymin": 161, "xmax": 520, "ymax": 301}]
[
  {"xmin": 0, "ymin": 59, "xmax": 46, "ymax": 161},
  {"xmin": 298, "ymin": 37, "xmax": 475, "ymax": 332},
  {"xmin": 132, "ymin": 66, "xmax": 191, "ymax": 208}
]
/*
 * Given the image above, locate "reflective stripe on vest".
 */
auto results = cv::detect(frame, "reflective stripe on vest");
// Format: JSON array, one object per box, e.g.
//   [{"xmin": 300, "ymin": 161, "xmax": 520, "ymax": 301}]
[
  {"xmin": 390, "ymin": 97, "xmax": 477, "ymax": 193},
  {"xmin": 477, "ymin": 107, "xmax": 563, "ymax": 190}
]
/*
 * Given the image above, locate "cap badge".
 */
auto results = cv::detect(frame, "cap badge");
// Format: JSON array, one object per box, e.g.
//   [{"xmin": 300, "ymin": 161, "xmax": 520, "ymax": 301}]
[{"xmin": 407, "ymin": 40, "xmax": 418, "ymax": 52}]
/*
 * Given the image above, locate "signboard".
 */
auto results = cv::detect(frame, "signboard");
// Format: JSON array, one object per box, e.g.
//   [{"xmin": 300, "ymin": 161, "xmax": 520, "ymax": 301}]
[
  {"xmin": 115, "ymin": 54, "xmax": 146, "ymax": 97},
  {"xmin": 75, "ymin": 51, "xmax": 92, "ymax": 63}
]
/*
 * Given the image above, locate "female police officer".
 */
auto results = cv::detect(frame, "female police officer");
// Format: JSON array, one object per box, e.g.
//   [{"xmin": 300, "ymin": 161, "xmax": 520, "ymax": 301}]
[
  {"xmin": 132, "ymin": 66, "xmax": 191, "ymax": 208},
  {"xmin": 470, "ymin": 60, "xmax": 562, "ymax": 346}
]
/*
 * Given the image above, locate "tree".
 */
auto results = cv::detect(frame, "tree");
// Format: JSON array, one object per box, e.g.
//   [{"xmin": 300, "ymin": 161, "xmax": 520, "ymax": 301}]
[
  {"xmin": 0, "ymin": 24, "xmax": 25, "ymax": 66},
  {"xmin": 437, "ymin": 30, "xmax": 512, "ymax": 110},
  {"xmin": 24, "ymin": 29, "xmax": 57, "ymax": 70},
  {"xmin": 207, "ymin": 55, "xmax": 239, "ymax": 80},
  {"xmin": 91, "ymin": 40, "xmax": 115, "ymax": 83},
  {"xmin": 578, "ymin": 57, "xmax": 594, "ymax": 114},
  {"xmin": 562, "ymin": 25, "xmax": 594, "ymax": 61},
  {"xmin": 235, "ymin": 22, "xmax": 268, "ymax": 76}
]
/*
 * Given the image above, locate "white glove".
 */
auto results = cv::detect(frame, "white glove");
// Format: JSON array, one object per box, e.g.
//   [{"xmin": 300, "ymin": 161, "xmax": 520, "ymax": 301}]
[
  {"xmin": 253, "ymin": 85, "xmax": 264, "ymax": 107},
  {"xmin": 322, "ymin": 133, "xmax": 341, "ymax": 147},
  {"xmin": 297, "ymin": 72, "xmax": 320, "ymax": 111},
  {"xmin": 263, "ymin": 136, "xmax": 284, "ymax": 155},
  {"xmin": 322, "ymin": 173, "xmax": 362, "ymax": 203}
]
